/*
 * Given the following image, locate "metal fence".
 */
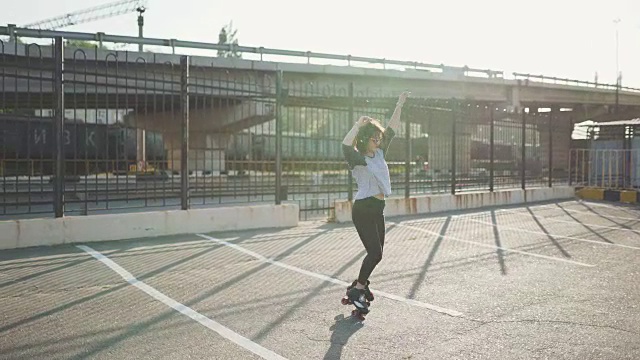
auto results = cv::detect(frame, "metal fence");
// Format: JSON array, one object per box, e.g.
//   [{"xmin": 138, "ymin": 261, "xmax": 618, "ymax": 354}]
[
  {"xmin": 571, "ymin": 148, "xmax": 640, "ymax": 189},
  {"xmin": 0, "ymin": 37, "xmax": 572, "ymax": 221}
]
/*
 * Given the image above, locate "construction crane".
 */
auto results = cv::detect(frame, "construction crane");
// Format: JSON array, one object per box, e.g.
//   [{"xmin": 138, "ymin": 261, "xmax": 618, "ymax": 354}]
[
  {"xmin": 9, "ymin": 0, "xmax": 148, "ymax": 50},
  {"xmin": 23, "ymin": 0, "xmax": 147, "ymax": 30}
]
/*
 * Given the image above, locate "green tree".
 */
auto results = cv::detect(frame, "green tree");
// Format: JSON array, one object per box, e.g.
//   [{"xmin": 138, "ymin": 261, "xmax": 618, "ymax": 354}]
[
  {"xmin": 65, "ymin": 40, "xmax": 107, "ymax": 49},
  {"xmin": 217, "ymin": 21, "xmax": 241, "ymax": 58}
]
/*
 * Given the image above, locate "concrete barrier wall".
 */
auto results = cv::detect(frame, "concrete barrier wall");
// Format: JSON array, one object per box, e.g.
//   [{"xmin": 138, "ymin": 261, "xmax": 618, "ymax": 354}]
[
  {"xmin": 0, "ymin": 203, "xmax": 299, "ymax": 250},
  {"xmin": 332, "ymin": 186, "xmax": 575, "ymax": 223},
  {"xmin": 575, "ymin": 187, "xmax": 640, "ymax": 204}
]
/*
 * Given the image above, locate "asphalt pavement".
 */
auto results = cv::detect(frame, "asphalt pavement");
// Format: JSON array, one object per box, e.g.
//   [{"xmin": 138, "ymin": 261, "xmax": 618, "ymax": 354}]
[{"xmin": 1, "ymin": 199, "xmax": 639, "ymax": 359}]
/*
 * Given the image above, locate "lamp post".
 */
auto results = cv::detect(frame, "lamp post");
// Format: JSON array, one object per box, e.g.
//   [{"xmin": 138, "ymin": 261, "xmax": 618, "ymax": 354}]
[
  {"xmin": 136, "ymin": 6, "xmax": 146, "ymax": 170},
  {"xmin": 136, "ymin": 6, "xmax": 145, "ymax": 52},
  {"xmin": 613, "ymin": 17, "xmax": 621, "ymax": 115}
]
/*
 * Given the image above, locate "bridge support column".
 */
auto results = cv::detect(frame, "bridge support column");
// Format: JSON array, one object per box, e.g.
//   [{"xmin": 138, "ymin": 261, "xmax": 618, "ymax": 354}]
[
  {"xmin": 424, "ymin": 111, "xmax": 472, "ymax": 177},
  {"xmin": 536, "ymin": 109, "xmax": 573, "ymax": 180},
  {"xmin": 425, "ymin": 114, "xmax": 453, "ymax": 176},
  {"xmin": 510, "ymin": 84, "xmax": 522, "ymax": 113},
  {"xmin": 164, "ymin": 132, "xmax": 230, "ymax": 174},
  {"xmin": 129, "ymin": 100, "xmax": 273, "ymax": 174},
  {"xmin": 455, "ymin": 118, "xmax": 473, "ymax": 177}
]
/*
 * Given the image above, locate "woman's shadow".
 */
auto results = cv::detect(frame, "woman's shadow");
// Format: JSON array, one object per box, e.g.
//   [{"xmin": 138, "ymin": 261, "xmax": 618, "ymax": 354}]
[{"xmin": 322, "ymin": 313, "xmax": 365, "ymax": 360}]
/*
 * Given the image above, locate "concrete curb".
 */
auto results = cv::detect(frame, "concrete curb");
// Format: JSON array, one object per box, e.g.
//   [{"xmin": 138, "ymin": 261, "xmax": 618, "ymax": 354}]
[
  {"xmin": 331, "ymin": 186, "xmax": 576, "ymax": 223},
  {"xmin": 0, "ymin": 203, "xmax": 299, "ymax": 250}
]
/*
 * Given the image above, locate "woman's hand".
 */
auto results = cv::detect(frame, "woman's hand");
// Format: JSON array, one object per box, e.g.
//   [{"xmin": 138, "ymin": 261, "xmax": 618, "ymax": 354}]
[
  {"xmin": 344, "ymin": 116, "xmax": 370, "ymax": 146},
  {"xmin": 396, "ymin": 91, "xmax": 410, "ymax": 107},
  {"xmin": 356, "ymin": 116, "xmax": 372, "ymax": 127}
]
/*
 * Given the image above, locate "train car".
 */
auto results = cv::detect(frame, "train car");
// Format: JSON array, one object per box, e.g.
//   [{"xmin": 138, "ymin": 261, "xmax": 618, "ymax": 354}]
[
  {"xmin": 108, "ymin": 127, "xmax": 166, "ymax": 162},
  {"xmin": 0, "ymin": 114, "xmax": 166, "ymax": 175},
  {"xmin": 470, "ymin": 141, "xmax": 515, "ymax": 162},
  {"xmin": 237, "ymin": 132, "xmax": 429, "ymax": 163},
  {"xmin": 0, "ymin": 115, "xmax": 109, "ymax": 160},
  {"xmin": 225, "ymin": 132, "xmax": 252, "ymax": 161},
  {"xmin": 249, "ymin": 134, "xmax": 345, "ymax": 161}
]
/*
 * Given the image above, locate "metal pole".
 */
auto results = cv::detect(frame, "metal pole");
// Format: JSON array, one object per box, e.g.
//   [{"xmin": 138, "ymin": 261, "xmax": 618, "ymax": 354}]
[
  {"xmin": 615, "ymin": 74, "xmax": 620, "ymax": 115},
  {"xmin": 489, "ymin": 105, "xmax": 495, "ymax": 192},
  {"xmin": 614, "ymin": 17, "xmax": 620, "ymax": 112},
  {"xmin": 521, "ymin": 109, "xmax": 526, "ymax": 190},
  {"xmin": 137, "ymin": 7, "xmax": 145, "ymax": 53},
  {"xmin": 569, "ymin": 116, "xmax": 574, "ymax": 186},
  {"xmin": 275, "ymin": 71, "xmax": 283, "ymax": 205},
  {"xmin": 347, "ymin": 82, "xmax": 354, "ymax": 201},
  {"xmin": 548, "ymin": 112, "xmax": 553, "ymax": 188},
  {"xmin": 615, "ymin": 18, "xmax": 620, "ymax": 79},
  {"xmin": 136, "ymin": 7, "xmax": 146, "ymax": 168},
  {"xmin": 180, "ymin": 55, "xmax": 190, "ymax": 210},
  {"xmin": 53, "ymin": 36, "xmax": 65, "ymax": 218},
  {"xmin": 451, "ymin": 102, "xmax": 457, "ymax": 195},
  {"xmin": 405, "ymin": 111, "xmax": 411, "ymax": 198}
]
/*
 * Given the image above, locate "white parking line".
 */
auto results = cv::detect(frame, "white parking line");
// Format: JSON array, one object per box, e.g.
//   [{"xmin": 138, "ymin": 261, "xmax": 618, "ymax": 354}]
[
  {"xmin": 454, "ymin": 208, "xmax": 640, "ymax": 236},
  {"xmin": 76, "ymin": 245, "xmax": 288, "ymax": 360},
  {"xmin": 574, "ymin": 200, "xmax": 640, "ymax": 212},
  {"xmin": 537, "ymin": 202, "xmax": 640, "ymax": 217},
  {"xmin": 195, "ymin": 234, "xmax": 463, "ymax": 318},
  {"xmin": 430, "ymin": 203, "xmax": 640, "ymax": 232},
  {"xmin": 527, "ymin": 203, "xmax": 640, "ymax": 223},
  {"xmin": 462, "ymin": 218, "xmax": 640, "ymax": 251},
  {"xmin": 390, "ymin": 222, "xmax": 595, "ymax": 268}
]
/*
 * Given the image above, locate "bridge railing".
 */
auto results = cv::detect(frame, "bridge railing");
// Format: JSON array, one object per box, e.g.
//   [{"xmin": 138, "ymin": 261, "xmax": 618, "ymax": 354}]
[
  {"xmin": 4, "ymin": 25, "xmax": 635, "ymax": 92},
  {"xmin": 0, "ymin": 35, "xmax": 573, "ymax": 221},
  {"xmin": 1, "ymin": 24, "xmax": 497, "ymax": 79},
  {"xmin": 513, "ymin": 72, "xmax": 640, "ymax": 93}
]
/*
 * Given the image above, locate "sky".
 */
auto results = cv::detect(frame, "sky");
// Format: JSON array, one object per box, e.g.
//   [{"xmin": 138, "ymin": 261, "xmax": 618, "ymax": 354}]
[{"xmin": 3, "ymin": 0, "xmax": 640, "ymax": 87}]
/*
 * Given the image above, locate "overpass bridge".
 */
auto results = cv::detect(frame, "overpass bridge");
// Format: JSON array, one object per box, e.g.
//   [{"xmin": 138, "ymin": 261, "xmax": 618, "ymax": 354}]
[{"xmin": 3, "ymin": 25, "xmax": 640, "ymax": 176}]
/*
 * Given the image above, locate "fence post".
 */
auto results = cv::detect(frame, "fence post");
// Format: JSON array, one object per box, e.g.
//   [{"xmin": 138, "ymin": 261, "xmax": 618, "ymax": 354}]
[
  {"xmin": 275, "ymin": 70, "xmax": 283, "ymax": 205},
  {"xmin": 347, "ymin": 82, "xmax": 354, "ymax": 201},
  {"xmin": 451, "ymin": 101, "xmax": 457, "ymax": 195},
  {"xmin": 521, "ymin": 110, "xmax": 526, "ymax": 190},
  {"xmin": 53, "ymin": 36, "xmax": 65, "ymax": 218},
  {"xmin": 568, "ymin": 116, "xmax": 574, "ymax": 186},
  {"xmin": 405, "ymin": 112, "xmax": 411, "ymax": 198},
  {"xmin": 180, "ymin": 55, "xmax": 190, "ymax": 210},
  {"xmin": 548, "ymin": 111, "xmax": 553, "ymax": 188},
  {"xmin": 489, "ymin": 105, "xmax": 495, "ymax": 192}
]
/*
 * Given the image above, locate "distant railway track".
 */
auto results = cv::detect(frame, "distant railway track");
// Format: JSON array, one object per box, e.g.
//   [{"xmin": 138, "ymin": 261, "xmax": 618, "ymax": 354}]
[{"xmin": 0, "ymin": 178, "xmax": 495, "ymax": 207}]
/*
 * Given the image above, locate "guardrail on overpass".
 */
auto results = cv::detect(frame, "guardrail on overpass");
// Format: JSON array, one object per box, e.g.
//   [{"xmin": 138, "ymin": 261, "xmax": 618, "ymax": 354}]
[
  {"xmin": 512, "ymin": 73, "xmax": 640, "ymax": 93},
  {"xmin": 1, "ymin": 24, "xmax": 502, "ymax": 79},
  {"xmin": 2, "ymin": 24, "xmax": 635, "ymax": 94}
]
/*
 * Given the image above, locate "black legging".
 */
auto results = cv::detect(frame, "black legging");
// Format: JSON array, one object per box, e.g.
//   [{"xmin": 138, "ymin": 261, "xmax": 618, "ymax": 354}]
[{"xmin": 352, "ymin": 196, "xmax": 386, "ymax": 285}]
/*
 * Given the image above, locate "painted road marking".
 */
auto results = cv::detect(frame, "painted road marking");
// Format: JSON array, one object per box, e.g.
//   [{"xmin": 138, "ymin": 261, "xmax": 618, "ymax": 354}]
[
  {"xmin": 450, "ymin": 206, "xmax": 640, "ymax": 236},
  {"xmin": 500, "ymin": 203, "xmax": 640, "ymax": 224},
  {"xmin": 460, "ymin": 218, "xmax": 640, "ymax": 251},
  {"xmin": 195, "ymin": 234, "xmax": 463, "ymax": 318},
  {"xmin": 391, "ymin": 222, "xmax": 596, "ymax": 267},
  {"xmin": 77, "ymin": 245, "xmax": 288, "ymax": 360}
]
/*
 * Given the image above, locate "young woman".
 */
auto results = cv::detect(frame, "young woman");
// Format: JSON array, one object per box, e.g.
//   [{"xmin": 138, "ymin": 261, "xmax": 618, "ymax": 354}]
[{"xmin": 341, "ymin": 91, "xmax": 409, "ymax": 315}]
